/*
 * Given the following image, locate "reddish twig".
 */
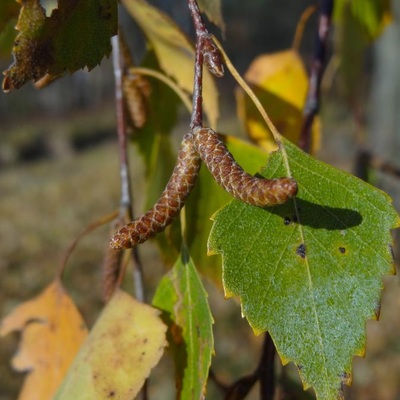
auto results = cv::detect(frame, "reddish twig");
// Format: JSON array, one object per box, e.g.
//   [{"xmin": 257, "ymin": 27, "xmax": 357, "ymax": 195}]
[
  {"xmin": 299, "ymin": 0, "xmax": 333, "ymax": 153},
  {"xmin": 188, "ymin": 0, "xmax": 224, "ymax": 130}
]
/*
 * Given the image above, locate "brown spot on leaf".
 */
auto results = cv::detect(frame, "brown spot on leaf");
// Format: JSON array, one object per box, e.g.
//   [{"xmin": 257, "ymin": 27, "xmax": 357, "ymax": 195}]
[{"xmin": 339, "ymin": 246, "xmax": 346, "ymax": 254}]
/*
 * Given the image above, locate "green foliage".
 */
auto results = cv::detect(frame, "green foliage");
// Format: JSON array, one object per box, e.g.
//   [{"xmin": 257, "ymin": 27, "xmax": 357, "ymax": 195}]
[
  {"xmin": 153, "ymin": 250, "xmax": 214, "ymax": 399},
  {"xmin": 209, "ymin": 139, "xmax": 399, "ymax": 399},
  {"xmin": 334, "ymin": 0, "xmax": 392, "ymax": 41},
  {"xmin": 333, "ymin": 0, "xmax": 392, "ymax": 99},
  {"xmin": 3, "ymin": 0, "xmax": 117, "ymax": 91},
  {"xmin": 1, "ymin": 1, "xmax": 399, "ymax": 399}
]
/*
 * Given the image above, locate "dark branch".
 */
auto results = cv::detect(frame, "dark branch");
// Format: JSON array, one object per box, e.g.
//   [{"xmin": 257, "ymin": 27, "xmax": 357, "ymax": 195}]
[
  {"xmin": 257, "ymin": 332, "xmax": 276, "ymax": 400},
  {"xmin": 299, "ymin": 0, "xmax": 334, "ymax": 153}
]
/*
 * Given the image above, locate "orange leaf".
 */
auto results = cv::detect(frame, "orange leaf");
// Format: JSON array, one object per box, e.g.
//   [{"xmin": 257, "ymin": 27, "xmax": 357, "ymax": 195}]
[{"xmin": 0, "ymin": 279, "xmax": 88, "ymax": 400}]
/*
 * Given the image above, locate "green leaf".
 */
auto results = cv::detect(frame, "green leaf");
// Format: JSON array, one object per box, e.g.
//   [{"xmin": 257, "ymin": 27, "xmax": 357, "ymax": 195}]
[
  {"xmin": 197, "ymin": 0, "xmax": 225, "ymax": 32},
  {"xmin": 0, "ymin": 0, "xmax": 19, "ymax": 33},
  {"xmin": 3, "ymin": 0, "xmax": 117, "ymax": 91},
  {"xmin": 334, "ymin": 0, "xmax": 392, "ymax": 41},
  {"xmin": 333, "ymin": 0, "xmax": 392, "ymax": 101},
  {"xmin": 186, "ymin": 134, "xmax": 268, "ymax": 285},
  {"xmin": 55, "ymin": 289, "xmax": 167, "ymax": 400},
  {"xmin": 122, "ymin": 0, "xmax": 219, "ymax": 128},
  {"xmin": 152, "ymin": 250, "xmax": 214, "ymax": 399},
  {"xmin": 209, "ymin": 139, "xmax": 399, "ymax": 399},
  {"xmin": 0, "ymin": 18, "xmax": 18, "ymax": 59}
]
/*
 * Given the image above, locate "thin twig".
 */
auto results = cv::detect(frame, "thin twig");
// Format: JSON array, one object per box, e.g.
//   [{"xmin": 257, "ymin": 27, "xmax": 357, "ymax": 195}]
[
  {"xmin": 299, "ymin": 0, "xmax": 333, "ymax": 153},
  {"xmin": 354, "ymin": 149, "xmax": 400, "ymax": 182},
  {"xmin": 188, "ymin": 0, "xmax": 206, "ymax": 129},
  {"xmin": 112, "ymin": 32, "xmax": 148, "ymax": 399},
  {"xmin": 223, "ymin": 332, "xmax": 277, "ymax": 400},
  {"xmin": 57, "ymin": 211, "xmax": 118, "ymax": 280},
  {"xmin": 112, "ymin": 33, "xmax": 146, "ymax": 298},
  {"xmin": 188, "ymin": 0, "xmax": 224, "ymax": 130},
  {"xmin": 190, "ymin": 31, "xmax": 204, "ymax": 129}
]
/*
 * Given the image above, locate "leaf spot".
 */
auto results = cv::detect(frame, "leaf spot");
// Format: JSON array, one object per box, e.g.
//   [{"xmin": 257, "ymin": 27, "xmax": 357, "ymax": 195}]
[
  {"xmin": 296, "ymin": 244, "xmax": 306, "ymax": 259},
  {"xmin": 338, "ymin": 246, "xmax": 346, "ymax": 254}
]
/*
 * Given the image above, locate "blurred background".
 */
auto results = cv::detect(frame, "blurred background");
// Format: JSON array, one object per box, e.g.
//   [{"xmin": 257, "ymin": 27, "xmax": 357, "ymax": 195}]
[{"xmin": 1, "ymin": 1, "xmax": 400, "ymax": 399}]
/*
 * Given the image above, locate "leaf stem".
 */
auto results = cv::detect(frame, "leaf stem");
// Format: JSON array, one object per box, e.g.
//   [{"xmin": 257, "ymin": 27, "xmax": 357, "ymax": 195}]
[
  {"xmin": 214, "ymin": 37, "xmax": 294, "ymax": 177},
  {"xmin": 299, "ymin": 0, "xmax": 333, "ymax": 152},
  {"xmin": 292, "ymin": 5, "xmax": 318, "ymax": 52},
  {"xmin": 129, "ymin": 67, "xmax": 192, "ymax": 113}
]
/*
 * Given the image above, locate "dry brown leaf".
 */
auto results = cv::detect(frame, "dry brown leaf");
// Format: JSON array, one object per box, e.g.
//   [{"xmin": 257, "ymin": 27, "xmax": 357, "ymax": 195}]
[{"xmin": 0, "ymin": 279, "xmax": 88, "ymax": 400}]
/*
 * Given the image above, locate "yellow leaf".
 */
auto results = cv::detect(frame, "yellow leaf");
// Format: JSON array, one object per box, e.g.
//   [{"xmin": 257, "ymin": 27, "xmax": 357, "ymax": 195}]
[
  {"xmin": 54, "ymin": 289, "xmax": 167, "ymax": 400},
  {"xmin": 0, "ymin": 280, "xmax": 88, "ymax": 400},
  {"xmin": 236, "ymin": 49, "xmax": 320, "ymax": 153},
  {"xmin": 122, "ymin": 0, "xmax": 219, "ymax": 128}
]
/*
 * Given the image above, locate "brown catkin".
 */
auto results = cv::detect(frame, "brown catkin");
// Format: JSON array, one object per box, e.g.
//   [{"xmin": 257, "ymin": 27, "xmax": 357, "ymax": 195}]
[
  {"xmin": 123, "ymin": 74, "xmax": 151, "ymax": 129},
  {"xmin": 110, "ymin": 132, "xmax": 201, "ymax": 250},
  {"xmin": 202, "ymin": 36, "xmax": 224, "ymax": 78},
  {"xmin": 102, "ymin": 244, "xmax": 123, "ymax": 301},
  {"xmin": 193, "ymin": 127, "xmax": 298, "ymax": 206}
]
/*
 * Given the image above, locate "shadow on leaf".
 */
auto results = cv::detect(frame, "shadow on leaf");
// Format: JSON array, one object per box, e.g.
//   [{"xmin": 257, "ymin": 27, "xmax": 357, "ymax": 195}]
[{"xmin": 266, "ymin": 198, "xmax": 363, "ymax": 230}]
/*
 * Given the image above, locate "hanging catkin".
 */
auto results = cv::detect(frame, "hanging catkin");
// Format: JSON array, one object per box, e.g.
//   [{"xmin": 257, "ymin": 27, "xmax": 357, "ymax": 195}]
[
  {"xmin": 110, "ymin": 132, "xmax": 201, "ymax": 250},
  {"xmin": 193, "ymin": 126, "xmax": 298, "ymax": 206}
]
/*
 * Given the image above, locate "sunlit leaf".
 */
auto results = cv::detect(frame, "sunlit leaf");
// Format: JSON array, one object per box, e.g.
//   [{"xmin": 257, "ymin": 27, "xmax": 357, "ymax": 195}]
[
  {"xmin": 186, "ymin": 133, "xmax": 268, "ymax": 285},
  {"xmin": 153, "ymin": 251, "xmax": 214, "ymax": 399},
  {"xmin": 3, "ymin": 0, "xmax": 117, "ymax": 92},
  {"xmin": 209, "ymin": 139, "xmax": 399, "ymax": 399},
  {"xmin": 0, "ymin": 280, "xmax": 88, "ymax": 400},
  {"xmin": 54, "ymin": 289, "xmax": 167, "ymax": 400},
  {"xmin": 236, "ymin": 50, "xmax": 320, "ymax": 153},
  {"xmin": 122, "ymin": 0, "xmax": 219, "ymax": 128}
]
